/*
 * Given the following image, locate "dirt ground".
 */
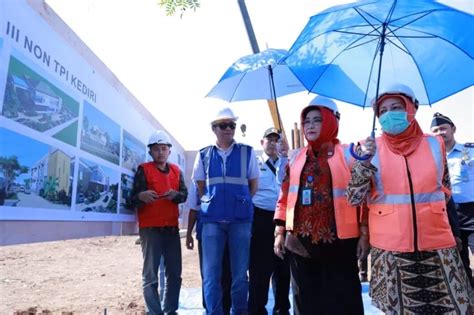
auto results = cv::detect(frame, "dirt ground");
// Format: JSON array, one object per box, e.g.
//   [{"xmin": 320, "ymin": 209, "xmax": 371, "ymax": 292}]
[
  {"xmin": 0, "ymin": 235, "xmax": 201, "ymax": 314},
  {"xmin": 2, "ymin": 235, "xmax": 473, "ymax": 314}
]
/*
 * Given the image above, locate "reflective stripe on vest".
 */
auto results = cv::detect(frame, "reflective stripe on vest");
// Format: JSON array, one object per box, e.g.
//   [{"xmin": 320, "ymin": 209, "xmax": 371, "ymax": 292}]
[
  {"xmin": 199, "ymin": 144, "xmax": 253, "ymax": 222},
  {"xmin": 203, "ymin": 145, "xmax": 248, "ymax": 186},
  {"xmin": 366, "ymin": 135, "xmax": 455, "ymax": 252},
  {"xmin": 285, "ymin": 145, "xmax": 359, "ymax": 238},
  {"xmin": 369, "ymin": 136, "xmax": 444, "ymax": 205},
  {"xmin": 426, "ymin": 136, "xmax": 443, "ymax": 190}
]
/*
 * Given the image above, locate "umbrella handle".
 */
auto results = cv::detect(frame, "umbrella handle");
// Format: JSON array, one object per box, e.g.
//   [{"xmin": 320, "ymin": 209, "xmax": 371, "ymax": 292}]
[{"xmin": 349, "ymin": 143, "xmax": 372, "ymax": 161}]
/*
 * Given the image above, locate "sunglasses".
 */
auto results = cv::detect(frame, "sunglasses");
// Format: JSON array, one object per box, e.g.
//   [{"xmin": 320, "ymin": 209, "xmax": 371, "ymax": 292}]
[{"xmin": 214, "ymin": 122, "xmax": 236, "ymax": 130}]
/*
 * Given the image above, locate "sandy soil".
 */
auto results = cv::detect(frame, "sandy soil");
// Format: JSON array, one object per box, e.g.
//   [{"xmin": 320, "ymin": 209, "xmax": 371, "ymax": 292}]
[
  {"xmin": 0, "ymin": 235, "xmax": 201, "ymax": 314},
  {"xmin": 2, "ymin": 235, "xmax": 473, "ymax": 314}
]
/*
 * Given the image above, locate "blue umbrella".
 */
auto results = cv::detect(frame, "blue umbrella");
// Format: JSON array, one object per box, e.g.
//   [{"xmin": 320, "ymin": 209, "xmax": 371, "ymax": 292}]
[
  {"xmin": 206, "ymin": 48, "xmax": 306, "ymax": 131},
  {"xmin": 284, "ymin": 0, "xmax": 474, "ymax": 151}
]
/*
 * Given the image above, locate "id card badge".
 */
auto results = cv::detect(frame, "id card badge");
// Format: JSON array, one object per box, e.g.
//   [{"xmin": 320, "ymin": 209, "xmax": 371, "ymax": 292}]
[{"xmin": 301, "ymin": 188, "xmax": 312, "ymax": 206}]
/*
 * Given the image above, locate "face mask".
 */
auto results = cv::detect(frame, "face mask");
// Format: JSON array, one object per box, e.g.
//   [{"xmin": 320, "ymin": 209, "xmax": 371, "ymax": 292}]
[{"xmin": 379, "ymin": 111, "xmax": 409, "ymax": 135}]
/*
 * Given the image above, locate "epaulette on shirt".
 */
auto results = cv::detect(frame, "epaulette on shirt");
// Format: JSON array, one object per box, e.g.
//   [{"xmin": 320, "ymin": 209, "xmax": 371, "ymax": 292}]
[{"xmin": 465, "ymin": 143, "xmax": 474, "ymax": 148}]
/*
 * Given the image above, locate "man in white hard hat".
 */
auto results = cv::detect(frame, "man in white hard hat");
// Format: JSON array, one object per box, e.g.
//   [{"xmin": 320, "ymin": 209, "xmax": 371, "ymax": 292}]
[
  {"xmin": 192, "ymin": 107, "xmax": 259, "ymax": 314},
  {"xmin": 131, "ymin": 130, "xmax": 188, "ymax": 315}
]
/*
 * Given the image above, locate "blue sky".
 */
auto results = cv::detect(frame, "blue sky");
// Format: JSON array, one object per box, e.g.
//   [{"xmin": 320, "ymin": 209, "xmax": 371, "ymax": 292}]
[
  {"xmin": 83, "ymin": 101, "xmax": 120, "ymax": 143},
  {"xmin": 0, "ymin": 127, "xmax": 50, "ymax": 166},
  {"xmin": 0, "ymin": 127, "xmax": 52, "ymax": 184},
  {"xmin": 123, "ymin": 130, "xmax": 145, "ymax": 155},
  {"xmin": 79, "ymin": 157, "xmax": 119, "ymax": 184}
]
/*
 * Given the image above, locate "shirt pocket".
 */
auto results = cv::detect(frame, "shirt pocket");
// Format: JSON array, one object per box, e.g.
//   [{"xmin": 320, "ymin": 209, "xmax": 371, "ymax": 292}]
[
  {"xmin": 234, "ymin": 194, "xmax": 252, "ymax": 219},
  {"xmin": 200, "ymin": 194, "xmax": 214, "ymax": 216},
  {"xmin": 258, "ymin": 168, "xmax": 274, "ymax": 189},
  {"xmin": 429, "ymin": 200, "xmax": 447, "ymax": 214}
]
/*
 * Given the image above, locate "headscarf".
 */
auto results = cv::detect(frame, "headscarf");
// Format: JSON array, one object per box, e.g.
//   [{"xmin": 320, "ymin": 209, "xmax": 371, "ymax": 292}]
[
  {"xmin": 375, "ymin": 94, "xmax": 423, "ymax": 156},
  {"xmin": 300, "ymin": 105, "xmax": 340, "ymax": 151}
]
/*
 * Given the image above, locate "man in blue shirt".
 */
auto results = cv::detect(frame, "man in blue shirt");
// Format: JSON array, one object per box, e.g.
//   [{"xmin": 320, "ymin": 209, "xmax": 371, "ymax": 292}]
[
  {"xmin": 249, "ymin": 127, "xmax": 291, "ymax": 315},
  {"xmin": 192, "ymin": 107, "xmax": 259, "ymax": 314},
  {"xmin": 431, "ymin": 112, "xmax": 474, "ymax": 287}
]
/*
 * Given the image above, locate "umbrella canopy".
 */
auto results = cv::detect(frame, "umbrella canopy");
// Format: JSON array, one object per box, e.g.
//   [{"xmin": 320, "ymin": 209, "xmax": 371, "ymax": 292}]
[
  {"xmin": 284, "ymin": 0, "xmax": 474, "ymax": 108},
  {"xmin": 206, "ymin": 48, "xmax": 305, "ymax": 102},
  {"xmin": 206, "ymin": 48, "xmax": 364, "ymax": 136}
]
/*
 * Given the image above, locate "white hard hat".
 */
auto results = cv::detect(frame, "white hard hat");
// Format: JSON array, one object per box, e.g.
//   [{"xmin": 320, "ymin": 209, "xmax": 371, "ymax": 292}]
[
  {"xmin": 148, "ymin": 130, "xmax": 172, "ymax": 147},
  {"xmin": 308, "ymin": 95, "xmax": 340, "ymax": 119},
  {"xmin": 373, "ymin": 83, "xmax": 419, "ymax": 109},
  {"xmin": 211, "ymin": 107, "xmax": 238, "ymax": 124}
]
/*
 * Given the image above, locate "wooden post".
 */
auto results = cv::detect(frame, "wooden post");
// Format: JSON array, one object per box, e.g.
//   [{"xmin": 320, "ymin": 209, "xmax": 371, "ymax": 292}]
[{"xmin": 267, "ymin": 99, "xmax": 288, "ymax": 143}]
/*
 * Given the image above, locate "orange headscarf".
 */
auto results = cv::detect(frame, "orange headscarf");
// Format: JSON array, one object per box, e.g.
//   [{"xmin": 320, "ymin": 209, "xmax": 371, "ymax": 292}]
[{"xmin": 375, "ymin": 94, "xmax": 423, "ymax": 156}]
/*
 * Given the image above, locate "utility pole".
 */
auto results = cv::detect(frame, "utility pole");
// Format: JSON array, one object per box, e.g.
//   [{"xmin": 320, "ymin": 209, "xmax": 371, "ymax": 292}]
[{"xmin": 237, "ymin": 0, "xmax": 259, "ymax": 54}]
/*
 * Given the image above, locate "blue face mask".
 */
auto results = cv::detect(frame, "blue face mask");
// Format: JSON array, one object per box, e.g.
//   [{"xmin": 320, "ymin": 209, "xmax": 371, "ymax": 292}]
[{"xmin": 379, "ymin": 111, "xmax": 409, "ymax": 135}]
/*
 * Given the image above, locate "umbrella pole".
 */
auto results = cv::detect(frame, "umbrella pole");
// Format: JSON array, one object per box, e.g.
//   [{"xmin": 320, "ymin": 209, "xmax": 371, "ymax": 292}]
[
  {"xmin": 349, "ymin": 23, "xmax": 387, "ymax": 160},
  {"xmin": 371, "ymin": 22, "xmax": 388, "ymax": 138},
  {"xmin": 268, "ymin": 65, "xmax": 284, "ymax": 132}
]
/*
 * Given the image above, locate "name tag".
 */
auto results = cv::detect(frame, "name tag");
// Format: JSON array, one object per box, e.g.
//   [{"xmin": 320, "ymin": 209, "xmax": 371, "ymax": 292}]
[{"xmin": 301, "ymin": 188, "xmax": 312, "ymax": 206}]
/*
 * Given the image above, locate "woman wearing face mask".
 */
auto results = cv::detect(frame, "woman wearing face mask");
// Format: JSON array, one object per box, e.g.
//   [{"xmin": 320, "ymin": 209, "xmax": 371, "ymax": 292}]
[
  {"xmin": 347, "ymin": 84, "xmax": 473, "ymax": 314},
  {"xmin": 273, "ymin": 96, "xmax": 368, "ymax": 315}
]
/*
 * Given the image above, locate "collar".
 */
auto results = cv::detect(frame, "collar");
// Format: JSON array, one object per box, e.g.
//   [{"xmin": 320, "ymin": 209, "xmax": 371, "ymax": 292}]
[
  {"xmin": 452, "ymin": 142, "xmax": 464, "ymax": 153},
  {"xmin": 215, "ymin": 140, "xmax": 235, "ymax": 153},
  {"xmin": 155, "ymin": 162, "xmax": 169, "ymax": 173},
  {"xmin": 261, "ymin": 151, "xmax": 278, "ymax": 164}
]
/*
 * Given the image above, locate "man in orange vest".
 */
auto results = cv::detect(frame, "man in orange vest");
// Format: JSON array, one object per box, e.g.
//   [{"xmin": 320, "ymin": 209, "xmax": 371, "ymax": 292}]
[{"xmin": 132, "ymin": 130, "xmax": 188, "ymax": 315}]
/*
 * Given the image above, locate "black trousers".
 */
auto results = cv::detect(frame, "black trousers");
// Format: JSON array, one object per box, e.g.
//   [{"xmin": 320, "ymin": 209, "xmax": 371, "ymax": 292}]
[
  {"xmin": 198, "ymin": 240, "xmax": 232, "ymax": 314},
  {"xmin": 289, "ymin": 237, "xmax": 364, "ymax": 315},
  {"xmin": 249, "ymin": 207, "xmax": 291, "ymax": 315}
]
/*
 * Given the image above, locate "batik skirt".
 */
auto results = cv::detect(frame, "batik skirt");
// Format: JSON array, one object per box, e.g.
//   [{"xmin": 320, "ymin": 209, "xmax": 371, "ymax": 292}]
[{"xmin": 370, "ymin": 246, "xmax": 473, "ymax": 315}]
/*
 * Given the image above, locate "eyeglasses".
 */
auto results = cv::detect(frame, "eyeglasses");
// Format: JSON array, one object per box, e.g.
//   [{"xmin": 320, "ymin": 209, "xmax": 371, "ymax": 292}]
[{"xmin": 214, "ymin": 122, "xmax": 236, "ymax": 130}]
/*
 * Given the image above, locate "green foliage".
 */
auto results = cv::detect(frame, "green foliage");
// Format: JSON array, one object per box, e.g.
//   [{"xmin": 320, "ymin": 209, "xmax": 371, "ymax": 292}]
[
  {"xmin": 0, "ymin": 156, "xmax": 29, "ymax": 193},
  {"xmin": 158, "ymin": 0, "xmax": 200, "ymax": 17},
  {"xmin": 43, "ymin": 176, "xmax": 59, "ymax": 201}
]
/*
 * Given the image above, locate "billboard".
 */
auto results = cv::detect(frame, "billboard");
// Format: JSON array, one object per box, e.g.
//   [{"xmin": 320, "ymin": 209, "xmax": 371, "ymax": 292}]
[{"xmin": 0, "ymin": 0, "xmax": 186, "ymax": 222}]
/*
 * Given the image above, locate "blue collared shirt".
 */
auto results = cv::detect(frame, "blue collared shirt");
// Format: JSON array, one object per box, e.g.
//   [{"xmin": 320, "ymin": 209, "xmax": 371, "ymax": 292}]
[
  {"xmin": 252, "ymin": 152, "xmax": 288, "ymax": 211},
  {"xmin": 447, "ymin": 142, "xmax": 474, "ymax": 203}
]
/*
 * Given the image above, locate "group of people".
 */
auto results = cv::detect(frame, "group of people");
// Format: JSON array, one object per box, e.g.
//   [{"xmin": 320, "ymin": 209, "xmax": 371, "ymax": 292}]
[{"xmin": 131, "ymin": 84, "xmax": 473, "ymax": 315}]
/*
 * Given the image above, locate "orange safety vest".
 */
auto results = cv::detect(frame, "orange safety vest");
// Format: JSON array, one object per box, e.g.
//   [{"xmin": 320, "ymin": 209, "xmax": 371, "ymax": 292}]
[
  {"xmin": 137, "ymin": 162, "xmax": 180, "ymax": 228},
  {"xmin": 274, "ymin": 144, "xmax": 360, "ymax": 239},
  {"xmin": 367, "ymin": 135, "xmax": 455, "ymax": 252}
]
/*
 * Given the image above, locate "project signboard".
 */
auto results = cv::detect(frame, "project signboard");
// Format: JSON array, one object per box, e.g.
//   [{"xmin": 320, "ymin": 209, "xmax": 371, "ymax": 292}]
[{"xmin": 0, "ymin": 1, "xmax": 185, "ymax": 222}]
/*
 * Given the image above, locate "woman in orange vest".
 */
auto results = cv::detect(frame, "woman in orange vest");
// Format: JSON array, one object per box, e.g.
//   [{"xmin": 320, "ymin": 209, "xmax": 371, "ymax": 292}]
[
  {"xmin": 273, "ymin": 96, "xmax": 368, "ymax": 315},
  {"xmin": 347, "ymin": 84, "xmax": 472, "ymax": 314}
]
